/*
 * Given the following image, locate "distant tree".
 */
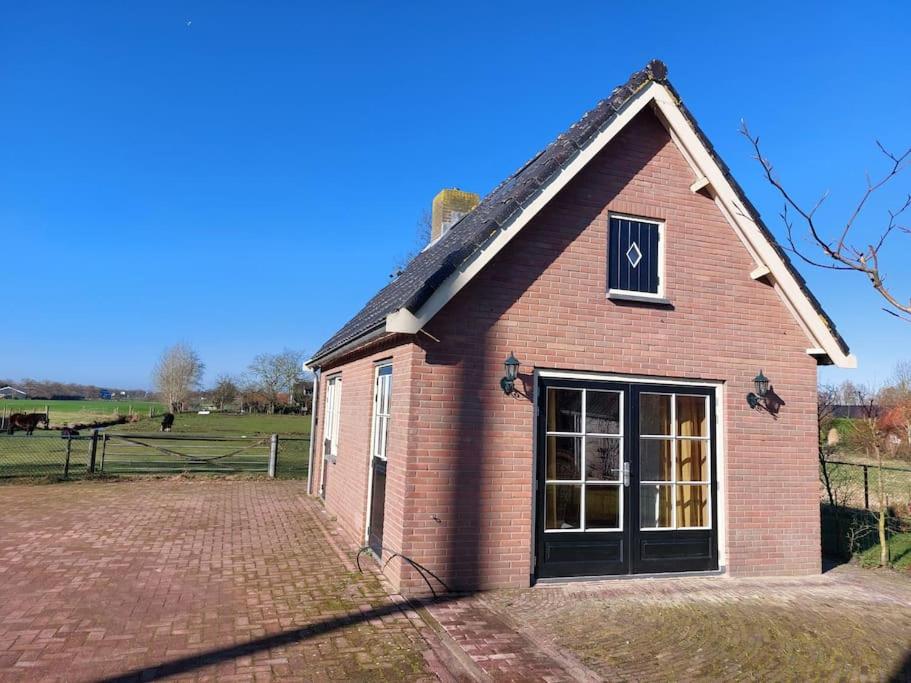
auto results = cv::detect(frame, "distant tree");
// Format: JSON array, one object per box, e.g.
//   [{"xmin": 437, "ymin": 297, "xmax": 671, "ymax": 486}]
[
  {"xmin": 153, "ymin": 343, "xmax": 205, "ymax": 412},
  {"xmin": 210, "ymin": 375, "xmax": 238, "ymax": 411},
  {"xmin": 248, "ymin": 354, "xmax": 283, "ymax": 414},
  {"xmin": 836, "ymin": 380, "xmax": 864, "ymax": 406},
  {"xmin": 879, "ymin": 361, "xmax": 911, "ymax": 452},
  {"xmin": 276, "ymin": 350, "xmax": 307, "ymax": 407},
  {"xmin": 237, "ymin": 376, "xmax": 263, "ymax": 413},
  {"xmin": 247, "ymin": 350, "xmax": 307, "ymax": 413}
]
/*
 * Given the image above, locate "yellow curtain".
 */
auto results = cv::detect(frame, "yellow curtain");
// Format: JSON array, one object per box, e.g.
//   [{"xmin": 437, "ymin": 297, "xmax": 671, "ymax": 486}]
[{"xmin": 676, "ymin": 397, "xmax": 706, "ymax": 526}]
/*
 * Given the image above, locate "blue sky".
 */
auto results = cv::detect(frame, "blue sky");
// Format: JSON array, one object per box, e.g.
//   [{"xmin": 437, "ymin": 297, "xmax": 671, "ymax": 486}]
[{"xmin": 2, "ymin": 2, "xmax": 909, "ymax": 388}]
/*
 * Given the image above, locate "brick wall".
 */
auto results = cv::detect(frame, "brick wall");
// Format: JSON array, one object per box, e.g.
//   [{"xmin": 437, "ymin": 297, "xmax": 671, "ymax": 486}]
[
  {"xmin": 316, "ymin": 108, "xmax": 821, "ymax": 595},
  {"xmin": 311, "ymin": 339, "xmax": 417, "ymax": 587}
]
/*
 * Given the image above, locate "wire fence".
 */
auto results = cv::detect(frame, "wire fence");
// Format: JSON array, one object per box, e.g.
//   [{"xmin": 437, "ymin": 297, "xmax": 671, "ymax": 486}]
[
  {"xmin": 0, "ymin": 431, "xmax": 310, "ymax": 480},
  {"xmin": 821, "ymin": 459, "xmax": 911, "ymax": 516}
]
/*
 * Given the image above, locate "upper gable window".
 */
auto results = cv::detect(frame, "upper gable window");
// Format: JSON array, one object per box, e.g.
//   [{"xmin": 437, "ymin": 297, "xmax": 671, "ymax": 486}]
[{"xmin": 608, "ymin": 215, "xmax": 664, "ymax": 299}]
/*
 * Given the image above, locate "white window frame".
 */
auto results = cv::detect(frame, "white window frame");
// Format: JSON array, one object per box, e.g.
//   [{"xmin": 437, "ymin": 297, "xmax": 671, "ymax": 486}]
[
  {"xmin": 323, "ymin": 375, "xmax": 342, "ymax": 461},
  {"xmin": 370, "ymin": 364, "xmax": 393, "ymax": 461},
  {"xmin": 639, "ymin": 392, "xmax": 712, "ymax": 532},
  {"xmin": 364, "ymin": 363, "xmax": 393, "ymax": 546},
  {"xmin": 544, "ymin": 388, "xmax": 625, "ymax": 533},
  {"xmin": 606, "ymin": 213, "xmax": 666, "ymax": 300}
]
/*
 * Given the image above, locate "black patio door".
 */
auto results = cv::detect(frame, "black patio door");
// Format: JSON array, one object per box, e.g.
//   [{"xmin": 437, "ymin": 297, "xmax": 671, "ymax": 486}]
[{"xmin": 535, "ymin": 378, "xmax": 718, "ymax": 580}]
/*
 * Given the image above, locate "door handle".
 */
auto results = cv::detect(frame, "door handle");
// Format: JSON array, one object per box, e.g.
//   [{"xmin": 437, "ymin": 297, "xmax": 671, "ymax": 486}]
[{"xmin": 622, "ymin": 461, "xmax": 630, "ymax": 487}]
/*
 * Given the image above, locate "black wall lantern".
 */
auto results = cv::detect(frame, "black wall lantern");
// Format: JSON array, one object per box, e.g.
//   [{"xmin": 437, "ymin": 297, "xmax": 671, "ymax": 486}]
[
  {"xmin": 746, "ymin": 370, "xmax": 771, "ymax": 410},
  {"xmin": 500, "ymin": 352, "xmax": 520, "ymax": 395}
]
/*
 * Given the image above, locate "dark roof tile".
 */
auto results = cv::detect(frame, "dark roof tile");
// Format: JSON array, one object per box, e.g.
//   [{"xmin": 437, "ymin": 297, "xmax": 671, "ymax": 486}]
[{"xmin": 311, "ymin": 60, "xmax": 849, "ymax": 363}]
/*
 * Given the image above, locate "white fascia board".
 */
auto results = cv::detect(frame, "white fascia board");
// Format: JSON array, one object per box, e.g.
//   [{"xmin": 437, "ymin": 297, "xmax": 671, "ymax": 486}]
[
  {"xmin": 389, "ymin": 81, "xmax": 661, "ymax": 336},
  {"xmin": 649, "ymin": 86, "xmax": 855, "ymax": 369}
]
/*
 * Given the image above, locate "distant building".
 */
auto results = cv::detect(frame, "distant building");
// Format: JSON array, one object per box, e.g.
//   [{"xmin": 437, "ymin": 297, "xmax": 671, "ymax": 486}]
[
  {"xmin": 0, "ymin": 386, "xmax": 27, "ymax": 399},
  {"xmin": 99, "ymin": 389, "xmax": 112, "ymax": 400}
]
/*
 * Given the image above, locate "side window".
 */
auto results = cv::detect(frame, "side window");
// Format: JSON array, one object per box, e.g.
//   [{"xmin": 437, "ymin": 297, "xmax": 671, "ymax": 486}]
[
  {"xmin": 608, "ymin": 215, "xmax": 662, "ymax": 296},
  {"xmin": 323, "ymin": 376, "xmax": 342, "ymax": 460},
  {"xmin": 371, "ymin": 365, "xmax": 392, "ymax": 460}
]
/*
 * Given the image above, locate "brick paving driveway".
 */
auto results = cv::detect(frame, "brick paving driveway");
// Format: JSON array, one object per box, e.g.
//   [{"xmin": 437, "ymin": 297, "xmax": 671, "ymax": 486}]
[
  {"xmin": 4, "ymin": 479, "xmax": 911, "ymax": 682},
  {"xmin": 470, "ymin": 565, "xmax": 911, "ymax": 681},
  {"xmin": 0, "ymin": 480, "xmax": 446, "ymax": 682}
]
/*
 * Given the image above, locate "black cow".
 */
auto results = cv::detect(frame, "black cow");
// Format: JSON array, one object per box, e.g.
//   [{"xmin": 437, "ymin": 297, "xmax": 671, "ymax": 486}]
[
  {"xmin": 7, "ymin": 413, "xmax": 50, "ymax": 435},
  {"xmin": 160, "ymin": 413, "xmax": 175, "ymax": 432}
]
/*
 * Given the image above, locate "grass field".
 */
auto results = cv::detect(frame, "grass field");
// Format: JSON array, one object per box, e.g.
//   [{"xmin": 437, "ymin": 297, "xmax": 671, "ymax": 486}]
[
  {"xmin": 823, "ymin": 455, "xmax": 911, "ymax": 514},
  {"xmin": 0, "ymin": 399, "xmax": 165, "ymax": 429},
  {"xmin": 109, "ymin": 412, "xmax": 312, "ymax": 478},
  {"xmin": 0, "ymin": 412, "xmax": 311, "ymax": 480},
  {"xmin": 860, "ymin": 531, "xmax": 911, "ymax": 570},
  {"xmin": 110, "ymin": 412, "xmax": 311, "ymax": 436}
]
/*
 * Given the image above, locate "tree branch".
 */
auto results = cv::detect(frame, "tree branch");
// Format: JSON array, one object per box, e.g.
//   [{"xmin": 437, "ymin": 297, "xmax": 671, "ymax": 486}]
[{"xmin": 740, "ymin": 121, "xmax": 911, "ymax": 320}]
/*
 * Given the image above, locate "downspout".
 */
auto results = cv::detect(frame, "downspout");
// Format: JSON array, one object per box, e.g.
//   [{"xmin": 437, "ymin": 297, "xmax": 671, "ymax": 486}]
[{"xmin": 306, "ymin": 367, "xmax": 320, "ymax": 496}]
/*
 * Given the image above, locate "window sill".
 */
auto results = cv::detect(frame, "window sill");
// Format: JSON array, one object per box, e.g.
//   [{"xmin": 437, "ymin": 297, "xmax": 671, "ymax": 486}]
[{"xmin": 607, "ymin": 290, "xmax": 672, "ymax": 306}]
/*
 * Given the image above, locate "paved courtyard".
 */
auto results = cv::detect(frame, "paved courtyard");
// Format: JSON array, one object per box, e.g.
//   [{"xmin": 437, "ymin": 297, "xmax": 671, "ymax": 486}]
[
  {"xmin": 2, "ymin": 479, "xmax": 911, "ymax": 682},
  {"xmin": 0, "ymin": 480, "xmax": 447, "ymax": 682}
]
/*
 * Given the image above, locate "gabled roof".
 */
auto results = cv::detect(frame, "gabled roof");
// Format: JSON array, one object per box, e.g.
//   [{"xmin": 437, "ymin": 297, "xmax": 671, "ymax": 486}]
[
  {"xmin": 310, "ymin": 60, "xmax": 854, "ymax": 368},
  {"xmin": 0, "ymin": 386, "xmax": 26, "ymax": 395}
]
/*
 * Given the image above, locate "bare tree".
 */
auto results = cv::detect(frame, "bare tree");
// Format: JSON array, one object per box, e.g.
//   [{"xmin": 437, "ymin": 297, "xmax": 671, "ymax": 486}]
[
  {"xmin": 836, "ymin": 380, "xmax": 863, "ymax": 406},
  {"xmin": 153, "ymin": 343, "xmax": 205, "ymax": 413},
  {"xmin": 210, "ymin": 375, "xmax": 238, "ymax": 411},
  {"xmin": 247, "ymin": 350, "xmax": 306, "ymax": 413},
  {"xmin": 741, "ymin": 123, "xmax": 911, "ymax": 321},
  {"xmin": 275, "ymin": 350, "xmax": 306, "ymax": 406},
  {"xmin": 248, "ymin": 354, "xmax": 283, "ymax": 414}
]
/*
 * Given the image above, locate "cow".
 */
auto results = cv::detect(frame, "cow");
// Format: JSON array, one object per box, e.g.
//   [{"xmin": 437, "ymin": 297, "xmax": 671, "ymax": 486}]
[
  {"xmin": 7, "ymin": 413, "xmax": 50, "ymax": 435},
  {"xmin": 160, "ymin": 413, "xmax": 175, "ymax": 432}
]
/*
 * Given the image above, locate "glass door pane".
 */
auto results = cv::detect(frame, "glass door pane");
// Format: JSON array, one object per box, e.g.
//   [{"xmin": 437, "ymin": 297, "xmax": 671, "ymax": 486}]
[
  {"xmin": 638, "ymin": 392, "xmax": 711, "ymax": 531},
  {"xmin": 543, "ymin": 387, "xmax": 624, "ymax": 532}
]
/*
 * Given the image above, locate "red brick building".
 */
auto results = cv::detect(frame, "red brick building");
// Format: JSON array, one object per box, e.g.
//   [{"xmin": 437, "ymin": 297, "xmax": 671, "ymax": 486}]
[{"xmin": 306, "ymin": 61, "xmax": 854, "ymax": 595}]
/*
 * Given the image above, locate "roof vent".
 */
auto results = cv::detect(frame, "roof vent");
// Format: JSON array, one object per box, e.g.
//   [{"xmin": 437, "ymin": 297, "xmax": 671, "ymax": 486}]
[{"xmin": 431, "ymin": 188, "xmax": 479, "ymax": 242}]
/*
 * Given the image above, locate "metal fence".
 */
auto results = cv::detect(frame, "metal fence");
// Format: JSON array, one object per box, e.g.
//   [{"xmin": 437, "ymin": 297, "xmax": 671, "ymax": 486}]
[
  {"xmin": 0, "ymin": 431, "xmax": 310, "ymax": 480},
  {"xmin": 822, "ymin": 459, "xmax": 911, "ymax": 515}
]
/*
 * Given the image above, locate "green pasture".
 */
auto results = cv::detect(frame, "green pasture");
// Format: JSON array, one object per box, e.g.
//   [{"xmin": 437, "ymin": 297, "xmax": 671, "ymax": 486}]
[
  {"xmin": 0, "ymin": 412, "xmax": 311, "ymax": 480},
  {"xmin": 822, "ymin": 457, "xmax": 911, "ymax": 513},
  {"xmin": 0, "ymin": 399, "xmax": 165, "ymax": 428},
  {"xmin": 110, "ymin": 411, "xmax": 312, "ymax": 436},
  {"xmin": 110, "ymin": 413, "xmax": 311, "ymax": 477}
]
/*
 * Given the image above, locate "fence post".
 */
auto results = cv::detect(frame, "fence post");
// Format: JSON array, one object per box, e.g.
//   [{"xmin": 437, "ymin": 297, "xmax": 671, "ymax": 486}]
[
  {"xmin": 100, "ymin": 434, "xmax": 108, "ymax": 473},
  {"xmin": 64, "ymin": 436, "xmax": 72, "ymax": 479},
  {"xmin": 268, "ymin": 434, "xmax": 278, "ymax": 478},
  {"xmin": 863, "ymin": 465, "xmax": 870, "ymax": 510},
  {"xmin": 89, "ymin": 430, "xmax": 99, "ymax": 474}
]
